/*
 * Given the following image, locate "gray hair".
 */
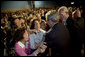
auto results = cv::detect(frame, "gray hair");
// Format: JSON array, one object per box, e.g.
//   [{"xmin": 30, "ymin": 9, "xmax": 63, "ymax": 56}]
[
  {"xmin": 58, "ymin": 6, "xmax": 68, "ymax": 13},
  {"xmin": 45, "ymin": 10, "xmax": 60, "ymax": 22}
]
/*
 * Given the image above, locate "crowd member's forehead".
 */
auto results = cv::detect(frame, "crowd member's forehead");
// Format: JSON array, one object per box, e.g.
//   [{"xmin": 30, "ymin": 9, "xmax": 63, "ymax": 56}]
[
  {"xmin": 14, "ymin": 19, "xmax": 19, "ymax": 23},
  {"xmin": 20, "ymin": 19, "xmax": 25, "ymax": 23},
  {"xmin": 35, "ymin": 20, "xmax": 39, "ymax": 23}
]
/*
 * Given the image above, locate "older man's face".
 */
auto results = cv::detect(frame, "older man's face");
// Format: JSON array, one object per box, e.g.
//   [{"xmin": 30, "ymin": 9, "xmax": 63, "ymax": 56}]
[
  {"xmin": 59, "ymin": 11, "xmax": 65, "ymax": 19},
  {"xmin": 59, "ymin": 10, "xmax": 68, "ymax": 21}
]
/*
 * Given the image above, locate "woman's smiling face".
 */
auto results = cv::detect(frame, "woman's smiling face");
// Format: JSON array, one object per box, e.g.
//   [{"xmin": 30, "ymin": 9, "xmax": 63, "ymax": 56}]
[{"xmin": 23, "ymin": 30, "xmax": 29, "ymax": 42}]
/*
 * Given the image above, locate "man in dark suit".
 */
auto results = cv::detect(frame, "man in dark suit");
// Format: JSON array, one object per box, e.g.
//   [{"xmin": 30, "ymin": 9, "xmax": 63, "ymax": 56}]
[
  {"xmin": 58, "ymin": 6, "xmax": 83, "ymax": 56},
  {"xmin": 45, "ymin": 10, "xmax": 70, "ymax": 56}
]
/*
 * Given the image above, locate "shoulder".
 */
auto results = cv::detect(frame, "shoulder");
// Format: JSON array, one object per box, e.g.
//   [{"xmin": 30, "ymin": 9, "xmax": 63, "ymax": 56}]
[
  {"xmin": 14, "ymin": 42, "xmax": 21, "ymax": 50},
  {"xmin": 67, "ymin": 17, "xmax": 74, "ymax": 22},
  {"xmin": 29, "ymin": 34, "xmax": 36, "ymax": 42},
  {"xmin": 14, "ymin": 42, "xmax": 19, "ymax": 47},
  {"xmin": 29, "ymin": 33, "xmax": 36, "ymax": 39},
  {"xmin": 14, "ymin": 41, "xmax": 25, "ymax": 49},
  {"xmin": 52, "ymin": 23, "xmax": 59, "ymax": 30}
]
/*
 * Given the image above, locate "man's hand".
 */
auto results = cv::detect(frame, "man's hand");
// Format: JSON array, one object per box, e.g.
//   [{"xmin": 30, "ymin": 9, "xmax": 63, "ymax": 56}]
[
  {"xmin": 33, "ymin": 49, "xmax": 40, "ymax": 56},
  {"xmin": 40, "ymin": 45, "xmax": 47, "ymax": 53}
]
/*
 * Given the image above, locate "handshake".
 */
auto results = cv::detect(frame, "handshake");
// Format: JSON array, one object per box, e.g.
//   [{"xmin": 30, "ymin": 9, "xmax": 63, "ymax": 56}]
[{"xmin": 34, "ymin": 42, "xmax": 47, "ymax": 55}]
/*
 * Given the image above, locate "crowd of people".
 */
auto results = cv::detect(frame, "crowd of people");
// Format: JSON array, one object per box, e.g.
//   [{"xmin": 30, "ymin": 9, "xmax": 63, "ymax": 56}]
[{"xmin": 1, "ymin": 6, "xmax": 84, "ymax": 56}]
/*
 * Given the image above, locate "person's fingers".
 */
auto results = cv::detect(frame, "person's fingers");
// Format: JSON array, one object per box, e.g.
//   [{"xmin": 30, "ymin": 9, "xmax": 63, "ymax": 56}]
[
  {"xmin": 40, "ymin": 49, "xmax": 45, "ymax": 53},
  {"xmin": 43, "ymin": 42, "xmax": 47, "ymax": 44},
  {"xmin": 42, "ymin": 45, "xmax": 47, "ymax": 48},
  {"xmin": 34, "ymin": 49, "xmax": 40, "ymax": 55}
]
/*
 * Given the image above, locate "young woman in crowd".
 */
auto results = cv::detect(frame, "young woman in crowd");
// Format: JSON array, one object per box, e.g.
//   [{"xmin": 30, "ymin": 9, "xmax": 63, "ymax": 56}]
[
  {"xmin": 29, "ymin": 19, "xmax": 46, "ymax": 53},
  {"xmin": 14, "ymin": 28, "xmax": 39, "ymax": 56},
  {"xmin": 40, "ymin": 20, "xmax": 46, "ymax": 31}
]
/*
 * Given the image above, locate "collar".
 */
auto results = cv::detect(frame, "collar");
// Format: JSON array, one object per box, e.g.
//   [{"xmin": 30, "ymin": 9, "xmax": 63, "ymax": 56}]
[
  {"xmin": 52, "ymin": 22, "xmax": 58, "ymax": 28},
  {"xmin": 47, "ymin": 22, "xmax": 58, "ymax": 33},
  {"xmin": 18, "ymin": 41, "xmax": 25, "ymax": 48},
  {"xmin": 63, "ymin": 17, "xmax": 68, "ymax": 25}
]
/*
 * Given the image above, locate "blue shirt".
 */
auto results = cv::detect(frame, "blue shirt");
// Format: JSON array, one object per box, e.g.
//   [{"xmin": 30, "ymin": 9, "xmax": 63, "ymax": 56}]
[{"xmin": 29, "ymin": 29, "xmax": 46, "ymax": 49}]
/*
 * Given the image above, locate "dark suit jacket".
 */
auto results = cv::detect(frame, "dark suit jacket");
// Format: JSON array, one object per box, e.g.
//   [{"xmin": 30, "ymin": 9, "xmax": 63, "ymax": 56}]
[
  {"xmin": 66, "ymin": 17, "xmax": 80, "ymax": 46},
  {"xmin": 74, "ymin": 17, "xmax": 84, "ymax": 42},
  {"xmin": 45, "ymin": 23, "xmax": 70, "ymax": 56},
  {"xmin": 66, "ymin": 17, "xmax": 84, "ymax": 56}
]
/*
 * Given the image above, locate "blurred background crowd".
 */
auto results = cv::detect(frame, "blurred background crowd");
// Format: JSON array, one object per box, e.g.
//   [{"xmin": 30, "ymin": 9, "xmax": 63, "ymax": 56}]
[{"xmin": 1, "ymin": 0, "xmax": 84, "ymax": 56}]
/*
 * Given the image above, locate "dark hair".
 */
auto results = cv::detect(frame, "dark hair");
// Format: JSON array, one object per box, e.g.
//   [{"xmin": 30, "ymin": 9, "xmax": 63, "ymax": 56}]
[
  {"xmin": 14, "ymin": 28, "xmax": 26, "ymax": 42},
  {"xmin": 30, "ymin": 19, "xmax": 39, "ymax": 29},
  {"xmin": 9, "ymin": 17, "xmax": 18, "ymax": 29},
  {"xmin": 11, "ymin": 28, "xmax": 26, "ymax": 47}
]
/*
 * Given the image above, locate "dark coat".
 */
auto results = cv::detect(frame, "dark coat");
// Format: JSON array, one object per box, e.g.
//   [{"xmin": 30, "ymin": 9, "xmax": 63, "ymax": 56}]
[
  {"xmin": 45, "ymin": 23, "xmax": 70, "ymax": 56},
  {"xmin": 73, "ymin": 17, "xmax": 84, "ymax": 42},
  {"xmin": 66, "ymin": 17, "xmax": 83, "ymax": 56}
]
